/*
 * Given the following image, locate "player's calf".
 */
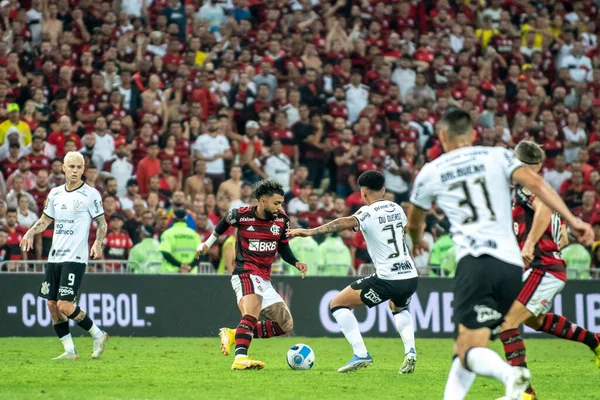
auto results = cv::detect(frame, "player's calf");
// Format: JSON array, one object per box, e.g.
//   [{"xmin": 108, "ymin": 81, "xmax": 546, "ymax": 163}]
[
  {"xmin": 254, "ymin": 303, "xmax": 293, "ymax": 338},
  {"xmin": 536, "ymin": 312, "xmax": 600, "ymax": 351},
  {"xmin": 47, "ymin": 300, "xmax": 77, "ymax": 357},
  {"xmin": 60, "ymin": 302, "xmax": 106, "ymax": 356}
]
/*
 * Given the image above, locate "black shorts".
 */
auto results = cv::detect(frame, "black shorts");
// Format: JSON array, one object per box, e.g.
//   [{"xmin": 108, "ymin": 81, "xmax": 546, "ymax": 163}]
[
  {"xmin": 453, "ymin": 255, "xmax": 522, "ymax": 332},
  {"xmin": 350, "ymin": 274, "xmax": 418, "ymax": 308},
  {"xmin": 38, "ymin": 262, "xmax": 86, "ymax": 302}
]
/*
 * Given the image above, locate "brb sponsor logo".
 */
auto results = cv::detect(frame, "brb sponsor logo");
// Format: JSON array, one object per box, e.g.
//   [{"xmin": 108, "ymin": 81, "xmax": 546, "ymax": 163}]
[
  {"xmin": 17, "ymin": 293, "xmax": 155, "ymax": 328},
  {"xmin": 248, "ymin": 239, "xmax": 276, "ymax": 252}
]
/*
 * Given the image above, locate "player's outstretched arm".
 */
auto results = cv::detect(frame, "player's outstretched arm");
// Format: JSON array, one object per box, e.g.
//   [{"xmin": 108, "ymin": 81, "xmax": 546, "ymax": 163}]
[
  {"xmin": 20, "ymin": 214, "xmax": 53, "ymax": 252},
  {"xmin": 286, "ymin": 216, "xmax": 358, "ymax": 237},
  {"xmin": 196, "ymin": 216, "xmax": 232, "ymax": 258},
  {"xmin": 407, "ymin": 204, "xmax": 428, "ymax": 256},
  {"xmin": 512, "ymin": 167, "xmax": 594, "ymax": 246},
  {"xmin": 90, "ymin": 215, "xmax": 107, "ymax": 259},
  {"xmin": 521, "ymin": 197, "xmax": 552, "ymax": 264}
]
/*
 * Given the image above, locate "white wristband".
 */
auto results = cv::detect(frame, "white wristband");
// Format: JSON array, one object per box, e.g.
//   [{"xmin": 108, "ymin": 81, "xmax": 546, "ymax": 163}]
[{"xmin": 204, "ymin": 234, "xmax": 218, "ymax": 248}]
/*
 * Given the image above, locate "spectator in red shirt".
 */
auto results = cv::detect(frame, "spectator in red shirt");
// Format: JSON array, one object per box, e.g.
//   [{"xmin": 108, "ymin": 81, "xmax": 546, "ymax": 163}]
[
  {"xmin": 137, "ymin": 141, "xmax": 162, "ymax": 196},
  {"xmin": 47, "ymin": 116, "xmax": 81, "ymax": 159},
  {"xmin": 102, "ymin": 213, "xmax": 133, "ymax": 270},
  {"xmin": 48, "ymin": 158, "xmax": 66, "ymax": 189},
  {"xmin": 350, "ymin": 231, "xmax": 371, "ymax": 272},
  {"xmin": 29, "ymin": 169, "xmax": 51, "ymax": 214},
  {"xmin": 25, "ymin": 136, "xmax": 51, "ymax": 174},
  {"xmin": 0, "ymin": 142, "xmax": 21, "ymax": 178},
  {"xmin": 297, "ymin": 193, "xmax": 326, "ymax": 229},
  {"xmin": 6, "ymin": 156, "xmax": 37, "ymax": 191},
  {"xmin": 3, "ymin": 208, "xmax": 27, "ymax": 261},
  {"xmin": 573, "ymin": 190, "xmax": 600, "ymax": 223},
  {"xmin": 349, "ymin": 143, "xmax": 378, "ymax": 192},
  {"xmin": 560, "ymin": 169, "xmax": 593, "ymax": 209}
]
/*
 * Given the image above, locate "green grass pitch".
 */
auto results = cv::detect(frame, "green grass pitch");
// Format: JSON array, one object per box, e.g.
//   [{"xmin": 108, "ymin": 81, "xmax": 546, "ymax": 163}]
[{"xmin": 0, "ymin": 337, "xmax": 597, "ymax": 399}]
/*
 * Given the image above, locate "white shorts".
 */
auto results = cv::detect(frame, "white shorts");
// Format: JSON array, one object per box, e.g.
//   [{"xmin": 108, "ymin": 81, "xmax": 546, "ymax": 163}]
[
  {"xmin": 231, "ymin": 273, "xmax": 285, "ymax": 310},
  {"xmin": 517, "ymin": 268, "xmax": 565, "ymax": 316}
]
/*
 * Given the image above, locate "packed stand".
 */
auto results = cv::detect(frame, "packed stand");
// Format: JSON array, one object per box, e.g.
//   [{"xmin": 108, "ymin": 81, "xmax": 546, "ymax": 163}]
[{"xmin": 0, "ymin": 0, "xmax": 599, "ymax": 276}]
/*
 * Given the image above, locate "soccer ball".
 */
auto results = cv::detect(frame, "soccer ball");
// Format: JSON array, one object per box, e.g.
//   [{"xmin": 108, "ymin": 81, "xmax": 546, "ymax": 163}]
[{"xmin": 286, "ymin": 344, "xmax": 315, "ymax": 370}]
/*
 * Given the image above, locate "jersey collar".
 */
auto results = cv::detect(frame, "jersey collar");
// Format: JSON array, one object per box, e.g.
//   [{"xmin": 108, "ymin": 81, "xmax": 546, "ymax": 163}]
[{"xmin": 65, "ymin": 182, "xmax": 85, "ymax": 193}]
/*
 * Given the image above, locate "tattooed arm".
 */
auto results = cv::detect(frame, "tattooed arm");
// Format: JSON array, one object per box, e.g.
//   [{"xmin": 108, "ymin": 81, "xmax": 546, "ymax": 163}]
[
  {"xmin": 20, "ymin": 214, "xmax": 53, "ymax": 252},
  {"xmin": 90, "ymin": 215, "xmax": 107, "ymax": 260},
  {"xmin": 287, "ymin": 216, "xmax": 358, "ymax": 237}
]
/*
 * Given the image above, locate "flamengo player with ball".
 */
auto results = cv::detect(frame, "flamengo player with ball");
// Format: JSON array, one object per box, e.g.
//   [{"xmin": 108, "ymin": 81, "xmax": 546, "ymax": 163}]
[{"xmin": 196, "ymin": 179, "xmax": 307, "ymax": 370}]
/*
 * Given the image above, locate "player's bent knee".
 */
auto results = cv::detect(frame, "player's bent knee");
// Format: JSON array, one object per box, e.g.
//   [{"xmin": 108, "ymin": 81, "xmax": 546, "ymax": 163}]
[
  {"xmin": 330, "ymin": 304, "xmax": 349, "ymax": 314},
  {"xmin": 281, "ymin": 317, "xmax": 294, "ymax": 333},
  {"xmin": 389, "ymin": 300, "xmax": 406, "ymax": 313},
  {"xmin": 526, "ymin": 313, "xmax": 544, "ymax": 330}
]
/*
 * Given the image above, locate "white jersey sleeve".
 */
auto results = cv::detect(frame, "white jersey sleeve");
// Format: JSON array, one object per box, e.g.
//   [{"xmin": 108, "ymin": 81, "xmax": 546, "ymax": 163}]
[
  {"xmin": 353, "ymin": 200, "xmax": 418, "ymax": 280},
  {"xmin": 88, "ymin": 187, "xmax": 104, "ymax": 219},
  {"xmin": 497, "ymin": 147, "xmax": 525, "ymax": 181},
  {"xmin": 410, "ymin": 163, "xmax": 436, "ymax": 211},
  {"xmin": 352, "ymin": 205, "xmax": 371, "ymax": 232},
  {"xmin": 43, "ymin": 188, "xmax": 58, "ymax": 219}
]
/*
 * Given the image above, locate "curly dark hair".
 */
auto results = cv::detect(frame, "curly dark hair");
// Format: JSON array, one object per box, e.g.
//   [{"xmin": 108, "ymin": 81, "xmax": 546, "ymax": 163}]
[
  {"xmin": 252, "ymin": 179, "xmax": 285, "ymax": 199},
  {"xmin": 357, "ymin": 170, "xmax": 385, "ymax": 191}
]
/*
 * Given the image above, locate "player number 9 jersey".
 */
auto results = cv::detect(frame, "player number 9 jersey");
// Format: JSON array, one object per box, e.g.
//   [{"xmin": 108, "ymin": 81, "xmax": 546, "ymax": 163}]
[{"xmin": 43, "ymin": 183, "xmax": 104, "ymax": 264}]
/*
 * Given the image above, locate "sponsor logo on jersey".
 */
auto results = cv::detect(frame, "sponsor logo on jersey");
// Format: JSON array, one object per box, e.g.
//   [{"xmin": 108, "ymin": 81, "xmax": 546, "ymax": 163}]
[
  {"xmin": 61, "ymin": 204, "xmax": 67, "ymax": 210},
  {"xmin": 40, "ymin": 282, "xmax": 50, "ymax": 295},
  {"xmin": 270, "ymin": 225, "xmax": 280, "ymax": 235},
  {"xmin": 274, "ymin": 217, "xmax": 285, "ymax": 223},
  {"xmin": 247, "ymin": 226, "xmax": 255, "ymax": 231},
  {"xmin": 363, "ymin": 289, "xmax": 383, "ymax": 305},
  {"xmin": 391, "ymin": 261, "xmax": 413, "ymax": 273},
  {"xmin": 51, "ymin": 249, "xmax": 72, "ymax": 257},
  {"xmin": 374, "ymin": 203, "xmax": 393, "ymax": 212},
  {"xmin": 54, "ymin": 222, "xmax": 75, "ymax": 235},
  {"xmin": 73, "ymin": 199, "xmax": 83, "ymax": 210},
  {"xmin": 93, "ymin": 199, "xmax": 101, "ymax": 214},
  {"xmin": 240, "ymin": 217, "xmax": 255, "ymax": 222},
  {"xmin": 248, "ymin": 239, "xmax": 277, "ymax": 252},
  {"xmin": 474, "ymin": 305, "xmax": 502, "ymax": 323},
  {"xmin": 58, "ymin": 286, "xmax": 75, "ymax": 297},
  {"xmin": 359, "ymin": 212, "xmax": 371, "ymax": 222}
]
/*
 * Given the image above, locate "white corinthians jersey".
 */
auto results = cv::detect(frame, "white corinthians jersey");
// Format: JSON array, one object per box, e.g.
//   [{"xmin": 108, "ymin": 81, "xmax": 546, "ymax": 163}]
[
  {"xmin": 411, "ymin": 146, "xmax": 524, "ymax": 267},
  {"xmin": 353, "ymin": 200, "xmax": 418, "ymax": 280},
  {"xmin": 43, "ymin": 183, "xmax": 104, "ymax": 264}
]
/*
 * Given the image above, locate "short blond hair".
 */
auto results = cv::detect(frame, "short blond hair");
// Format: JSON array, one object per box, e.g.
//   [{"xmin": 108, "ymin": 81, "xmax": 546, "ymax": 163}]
[{"xmin": 63, "ymin": 151, "xmax": 85, "ymax": 165}]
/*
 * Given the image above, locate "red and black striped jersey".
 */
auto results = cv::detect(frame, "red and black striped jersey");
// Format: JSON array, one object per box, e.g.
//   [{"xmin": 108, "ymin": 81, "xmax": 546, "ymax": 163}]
[
  {"xmin": 227, "ymin": 206, "xmax": 290, "ymax": 280},
  {"xmin": 513, "ymin": 185, "xmax": 566, "ymax": 281}
]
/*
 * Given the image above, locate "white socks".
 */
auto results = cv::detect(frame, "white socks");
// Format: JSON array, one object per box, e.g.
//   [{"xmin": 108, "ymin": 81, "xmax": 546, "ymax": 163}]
[
  {"xmin": 444, "ymin": 357, "xmax": 475, "ymax": 400},
  {"xmin": 60, "ymin": 334, "xmax": 75, "ymax": 354},
  {"xmin": 393, "ymin": 309, "xmax": 415, "ymax": 355},
  {"xmin": 465, "ymin": 347, "xmax": 513, "ymax": 383},
  {"xmin": 332, "ymin": 308, "xmax": 368, "ymax": 358},
  {"xmin": 88, "ymin": 323, "xmax": 103, "ymax": 339}
]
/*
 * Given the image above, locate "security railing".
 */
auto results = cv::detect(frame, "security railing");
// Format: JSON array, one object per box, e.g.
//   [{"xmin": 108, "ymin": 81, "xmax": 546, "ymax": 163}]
[{"xmin": 1, "ymin": 260, "xmax": 598, "ymax": 279}]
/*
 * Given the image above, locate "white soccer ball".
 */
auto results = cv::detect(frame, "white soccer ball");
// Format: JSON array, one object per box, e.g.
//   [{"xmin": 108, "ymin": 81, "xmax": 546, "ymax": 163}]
[{"xmin": 286, "ymin": 343, "xmax": 315, "ymax": 370}]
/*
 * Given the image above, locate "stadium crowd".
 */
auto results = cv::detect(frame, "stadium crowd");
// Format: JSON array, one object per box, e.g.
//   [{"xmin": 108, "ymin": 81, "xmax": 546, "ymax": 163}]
[{"xmin": 0, "ymin": 0, "xmax": 599, "ymax": 275}]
